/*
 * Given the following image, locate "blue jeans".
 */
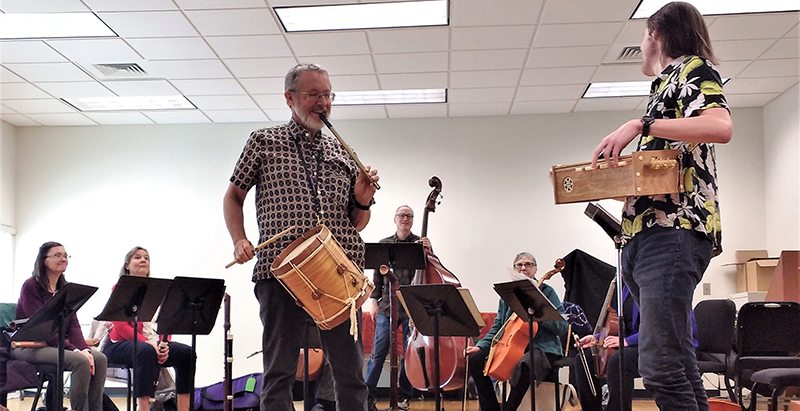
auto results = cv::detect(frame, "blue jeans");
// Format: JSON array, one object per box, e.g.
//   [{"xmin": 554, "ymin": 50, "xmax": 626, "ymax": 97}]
[
  {"xmin": 365, "ymin": 313, "xmax": 412, "ymax": 400},
  {"xmin": 622, "ymin": 227, "xmax": 711, "ymax": 411}
]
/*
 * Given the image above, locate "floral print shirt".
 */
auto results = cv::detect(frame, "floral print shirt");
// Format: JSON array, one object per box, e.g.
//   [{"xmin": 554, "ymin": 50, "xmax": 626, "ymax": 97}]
[{"xmin": 621, "ymin": 55, "xmax": 728, "ymax": 256}]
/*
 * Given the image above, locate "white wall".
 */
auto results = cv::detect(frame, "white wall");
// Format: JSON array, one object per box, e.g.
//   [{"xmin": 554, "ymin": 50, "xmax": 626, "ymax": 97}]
[
  {"xmin": 763, "ymin": 83, "xmax": 800, "ymax": 253},
  {"xmin": 11, "ymin": 108, "xmax": 764, "ymax": 384},
  {"xmin": 1, "ymin": 120, "xmax": 17, "ymax": 303}
]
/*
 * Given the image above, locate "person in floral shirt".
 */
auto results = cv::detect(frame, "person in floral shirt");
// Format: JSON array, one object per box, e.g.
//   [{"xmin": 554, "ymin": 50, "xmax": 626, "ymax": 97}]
[{"xmin": 590, "ymin": 2, "xmax": 733, "ymax": 410}]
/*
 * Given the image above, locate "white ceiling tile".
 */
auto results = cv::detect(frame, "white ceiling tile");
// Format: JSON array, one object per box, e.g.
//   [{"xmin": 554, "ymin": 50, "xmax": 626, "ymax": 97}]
[
  {"xmin": 449, "ymin": 87, "xmax": 515, "ymax": 104},
  {"xmin": 83, "ymin": 112, "xmax": 155, "ymax": 124},
  {"xmin": 516, "ymin": 84, "xmax": 587, "ymax": 101},
  {"xmin": 386, "ymin": 103, "xmax": 447, "ymax": 118},
  {"xmin": 175, "ymin": 0, "xmax": 267, "ymax": 9},
  {"xmin": 263, "ymin": 108, "xmax": 291, "ymax": 122},
  {"xmin": 328, "ymin": 74, "xmax": 380, "ymax": 91},
  {"xmin": 36, "ymin": 81, "xmax": 116, "ymax": 99},
  {"xmin": 103, "ymin": 80, "xmax": 181, "ymax": 96},
  {"xmin": 239, "ymin": 78, "xmax": 285, "ymax": 94},
  {"xmin": 533, "ymin": 22, "xmax": 623, "ymax": 48},
  {"xmin": 448, "ymin": 102, "xmax": 510, "ymax": 117},
  {"xmin": 786, "ymin": 23, "xmax": 799, "ymax": 38},
  {"xmin": 97, "ymin": 11, "xmax": 199, "ymax": 38},
  {"xmin": 714, "ymin": 39, "xmax": 776, "ymax": 62},
  {"xmin": 377, "ymin": 72, "xmax": 447, "ymax": 90},
  {"xmin": 206, "ymin": 36, "xmax": 293, "ymax": 59},
  {"xmin": 510, "ymin": 100, "xmax": 575, "ymax": 114},
  {"xmin": 171, "ymin": 79, "xmax": 246, "ymax": 96},
  {"xmin": 253, "ymin": 94, "xmax": 288, "ymax": 109},
  {"xmin": 450, "ymin": 70, "xmax": 520, "ymax": 88},
  {"xmin": 45, "ymin": 39, "xmax": 143, "ymax": 63},
  {"xmin": 526, "ymin": 46, "xmax": 608, "ymax": 68},
  {"xmin": 762, "ymin": 37, "xmax": 800, "ymax": 60},
  {"xmin": 147, "ymin": 59, "xmax": 233, "ymax": 79},
  {"xmin": 452, "ymin": 26, "xmax": 536, "ymax": 51},
  {"xmin": 723, "ymin": 77, "xmax": 799, "ymax": 95},
  {"xmin": 82, "ymin": 0, "xmax": 178, "ymax": 11},
  {"xmin": 0, "ymin": 83, "xmax": 51, "ymax": 99},
  {"xmin": 368, "ymin": 28, "xmax": 449, "ymax": 54},
  {"xmin": 0, "ymin": 114, "xmax": 40, "ymax": 126},
  {"xmin": 451, "ymin": 0, "xmax": 543, "ymax": 27},
  {"xmin": 143, "ymin": 110, "xmax": 210, "ymax": 124},
  {"xmin": 0, "ymin": 67, "xmax": 25, "ymax": 83},
  {"xmin": 715, "ymin": 60, "xmax": 751, "ymax": 79},
  {"xmin": 26, "ymin": 113, "xmax": 96, "ymax": 126},
  {"xmin": 539, "ymin": 0, "xmax": 633, "ymax": 24},
  {"xmin": 287, "ymin": 32, "xmax": 370, "ymax": 57},
  {"xmin": 226, "ymin": 57, "xmax": 300, "ymax": 78},
  {"xmin": 0, "ymin": 0, "xmax": 89, "ymax": 12},
  {"xmin": 520, "ymin": 66, "xmax": 596, "ymax": 86},
  {"xmin": 328, "ymin": 105, "xmax": 386, "ymax": 120},
  {"xmin": 185, "ymin": 9, "xmax": 281, "ymax": 36},
  {"xmin": 203, "ymin": 109, "xmax": 268, "ymax": 123},
  {"xmin": 2, "ymin": 98, "xmax": 76, "ymax": 113},
  {"xmin": 0, "ymin": 104, "xmax": 16, "ymax": 114},
  {"xmin": 725, "ymin": 93, "xmax": 781, "ymax": 108},
  {"xmin": 187, "ymin": 95, "xmax": 258, "ymax": 110},
  {"xmin": 2, "ymin": 63, "xmax": 93, "ymax": 82},
  {"xmin": 709, "ymin": 13, "xmax": 800, "ymax": 41},
  {"xmin": 738, "ymin": 59, "xmax": 799, "ymax": 78},
  {"xmin": 591, "ymin": 64, "xmax": 649, "ymax": 82},
  {"xmin": 451, "ymin": 49, "xmax": 528, "ymax": 71},
  {"xmin": 0, "ymin": 41, "xmax": 67, "ymax": 64},
  {"xmin": 312, "ymin": 55, "xmax": 376, "ymax": 76},
  {"xmin": 574, "ymin": 96, "xmax": 643, "ymax": 112},
  {"xmin": 374, "ymin": 52, "xmax": 447, "ymax": 74},
  {"xmin": 127, "ymin": 38, "xmax": 216, "ymax": 60},
  {"xmin": 612, "ymin": 20, "xmax": 647, "ymax": 47}
]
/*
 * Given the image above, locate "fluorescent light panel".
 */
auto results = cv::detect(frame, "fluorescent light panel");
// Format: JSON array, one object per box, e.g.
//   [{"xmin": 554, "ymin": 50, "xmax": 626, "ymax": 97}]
[
  {"xmin": 583, "ymin": 79, "xmax": 730, "ymax": 98},
  {"xmin": 0, "ymin": 13, "xmax": 115, "ymax": 39},
  {"xmin": 63, "ymin": 96, "xmax": 196, "ymax": 112},
  {"xmin": 632, "ymin": 0, "xmax": 799, "ymax": 19},
  {"xmin": 275, "ymin": 0, "xmax": 448, "ymax": 32},
  {"xmin": 333, "ymin": 89, "xmax": 447, "ymax": 105}
]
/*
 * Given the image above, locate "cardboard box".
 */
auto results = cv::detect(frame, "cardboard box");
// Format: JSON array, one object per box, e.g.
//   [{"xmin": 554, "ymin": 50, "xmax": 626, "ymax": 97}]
[
  {"xmin": 729, "ymin": 250, "xmax": 779, "ymax": 292},
  {"xmin": 733, "ymin": 250, "xmax": 767, "ymax": 292}
]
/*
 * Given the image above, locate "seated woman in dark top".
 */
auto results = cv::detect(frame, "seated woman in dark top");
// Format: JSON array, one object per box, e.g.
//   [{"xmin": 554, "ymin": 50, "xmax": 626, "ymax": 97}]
[{"xmin": 12, "ymin": 241, "xmax": 107, "ymax": 411}]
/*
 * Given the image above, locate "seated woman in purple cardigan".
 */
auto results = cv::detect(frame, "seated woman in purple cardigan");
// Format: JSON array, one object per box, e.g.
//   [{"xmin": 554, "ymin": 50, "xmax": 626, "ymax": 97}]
[{"xmin": 12, "ymin": 241, "xmax": 107, "ymax": 411}]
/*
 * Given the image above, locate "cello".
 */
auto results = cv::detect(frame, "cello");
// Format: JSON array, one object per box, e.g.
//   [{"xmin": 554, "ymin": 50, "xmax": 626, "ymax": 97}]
[
  {"xmin": 404, "ymin": 176, "xmax": 470, "ymax": 393},
  {"xmin": 483, "ymin": 259, "xmax": 565, "ymax": 381}
]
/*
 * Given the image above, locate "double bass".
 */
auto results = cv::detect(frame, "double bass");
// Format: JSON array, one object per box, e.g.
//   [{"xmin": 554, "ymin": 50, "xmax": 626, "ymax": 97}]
[
  {"xmin": 404, "ymin": 176, "xmax": 470, "ymax": 392},
  {"xmin": 593, "ymin": 277, "xmax": 618, "ymax": 378}
]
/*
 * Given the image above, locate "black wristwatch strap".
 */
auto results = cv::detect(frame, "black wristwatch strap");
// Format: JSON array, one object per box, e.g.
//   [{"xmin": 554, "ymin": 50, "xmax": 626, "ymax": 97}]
[{"xmin": 641, "ymin": 115, "xmax": 655, "ymax": 137}]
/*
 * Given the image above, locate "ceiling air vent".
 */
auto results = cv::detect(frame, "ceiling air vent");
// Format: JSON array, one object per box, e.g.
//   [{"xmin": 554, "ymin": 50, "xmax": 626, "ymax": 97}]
[
  {"xmin": 93, "ymin": 63, "xmax": 147, "ymax": 77},
  {"xmin": 617, "ymin": 46, "xmax": 641, "ymax": 61},
  {"xmin": 79, "ymin": 61, "xmax": 162, "ymax": 81}
]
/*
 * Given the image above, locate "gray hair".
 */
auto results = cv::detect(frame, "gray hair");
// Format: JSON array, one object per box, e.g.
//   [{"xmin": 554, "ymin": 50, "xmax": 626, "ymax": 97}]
[
  {"xmin": 284, "ymin": 63, "xmax": 328, "ymax": 92},
  {"xmin": 513, "ymin": 252, "xmax": 537, "ymax": 266},
  {"xmin": 395, "ymin": 204, "xmax": 413, "ymax": 215}
]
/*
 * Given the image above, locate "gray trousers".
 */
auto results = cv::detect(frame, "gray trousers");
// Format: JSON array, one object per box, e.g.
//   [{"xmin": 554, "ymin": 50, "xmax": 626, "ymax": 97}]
[
  {"xmin": 255, "ymin": 278, "xmax": 368, "ymax": 411},
  {"xmin": 12, "ymin": 346, "xmax": 108, "ymax": 411}
]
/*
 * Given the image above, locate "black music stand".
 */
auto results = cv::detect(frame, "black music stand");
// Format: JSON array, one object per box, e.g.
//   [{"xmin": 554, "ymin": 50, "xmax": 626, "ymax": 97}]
[
  {"xmin": 585, "ymin": 202, "xmax": 629, "ymax": 411},
  {"xmin": 97, "ymin": 276, "xmax": 172, "ymax": 411},
  {"xmin": 493, "ymin": 279, "xmax": 563, "ymax": 411},
  {"xmin": 12, "ymin": 283, "xmax": 98, "ymax": 411},
  {"xmin": 397, "ymin": 284, "xmax": 483, "ymax": 411},
  {"xmin": 364, "ymin": 242, "xmax": 426, "ymax": 411},
  {"xmin": 156, "ymin": 276, "xmax": 225, "ymax": 411}
]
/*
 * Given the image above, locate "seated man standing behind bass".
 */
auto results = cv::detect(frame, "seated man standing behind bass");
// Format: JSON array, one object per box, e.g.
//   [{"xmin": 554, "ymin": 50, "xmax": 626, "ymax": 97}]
[{"xmin": 466, "ymin": 252, "xmax": 568, "ymax": 411}]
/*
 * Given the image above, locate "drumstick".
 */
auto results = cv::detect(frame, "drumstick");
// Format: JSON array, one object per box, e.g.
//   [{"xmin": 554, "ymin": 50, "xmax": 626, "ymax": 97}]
[{"xmin": 225, "ymin": 226, "xmax": 296, "ymax": 269}]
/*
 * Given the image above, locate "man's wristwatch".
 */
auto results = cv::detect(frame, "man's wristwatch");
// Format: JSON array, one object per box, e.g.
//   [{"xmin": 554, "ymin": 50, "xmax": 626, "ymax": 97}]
[{"xmin": 641, "ymin": 115, "xmax": 655, "ymax": 137}]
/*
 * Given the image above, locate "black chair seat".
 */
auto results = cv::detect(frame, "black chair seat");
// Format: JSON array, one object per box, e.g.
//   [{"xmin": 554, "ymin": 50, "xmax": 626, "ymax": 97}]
[
  {"xmin": 697, "ymin": 360, "xmax": 726, "ymax": 374},
  {"xmin": 751, "ymin": 368, "xmax": 800, "ymax": 387}
]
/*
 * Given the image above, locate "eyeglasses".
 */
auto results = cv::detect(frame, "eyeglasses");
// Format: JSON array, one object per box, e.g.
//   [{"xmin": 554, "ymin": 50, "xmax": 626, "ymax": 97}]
[
  {"xmin": 514, "ymin": 262, "xmax": 536, "ymax": 269},
  {"xmin": 46, "ymin": 253, "xmax": 71, "ymax": 260},
  {"xmin": 292, "ymin": 90, "xmax": 336, "ymax": 102},
  {"xmin": 395, "ymin": 214, "xmax": 414, "ymax": 220}
]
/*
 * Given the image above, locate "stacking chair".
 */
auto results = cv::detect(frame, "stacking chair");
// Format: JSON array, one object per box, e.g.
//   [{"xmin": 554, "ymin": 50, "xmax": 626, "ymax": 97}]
[
  {"xmin": 694, "ymin": 299, "xmax": 737, "ymax": 401},
  {"xmin": 735, "ymin": 301, "xmax": 800, "ymax": 411}
]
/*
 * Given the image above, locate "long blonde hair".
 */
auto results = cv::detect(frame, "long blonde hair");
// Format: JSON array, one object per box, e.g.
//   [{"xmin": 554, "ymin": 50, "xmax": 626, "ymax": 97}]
[{"xmin": 119, "ymin": 246, "xmax": 150, "ymax": 277}]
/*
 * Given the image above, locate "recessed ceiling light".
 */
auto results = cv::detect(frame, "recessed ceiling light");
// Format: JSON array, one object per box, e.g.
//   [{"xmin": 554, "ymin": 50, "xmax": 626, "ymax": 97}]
[
  {"xmin": 275, "ymin": 0, "xmax": 448, "ymax": 32},
  {"xmin": 62, "ymin": 96, "xmax": 196, "ymax": 112},
  {"xmin": 632, "ymin": 0, "xmax": 799, "ymax": 19},
  {"xmin": 333, "ymin": 89, "xmax": 447, "ymax": 105},
  {"xmin": 0, "ymin": 13, "xmax": 116, "ymax": 39},
  {"xmin": 583, "ymin": 78, "xmax": 731, "ymax": 98}
]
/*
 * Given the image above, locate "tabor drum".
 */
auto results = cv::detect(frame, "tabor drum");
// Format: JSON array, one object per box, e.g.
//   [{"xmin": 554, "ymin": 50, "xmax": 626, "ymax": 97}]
[{"xmin": 271, "ymin": 226, "xmax": 374, "ymax": 336}]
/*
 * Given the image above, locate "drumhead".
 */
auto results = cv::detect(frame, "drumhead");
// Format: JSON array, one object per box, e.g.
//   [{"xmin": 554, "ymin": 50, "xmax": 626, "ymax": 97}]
[{"xmin": 270, "ymin": 226, "xmax": 330, "ymax": 275}]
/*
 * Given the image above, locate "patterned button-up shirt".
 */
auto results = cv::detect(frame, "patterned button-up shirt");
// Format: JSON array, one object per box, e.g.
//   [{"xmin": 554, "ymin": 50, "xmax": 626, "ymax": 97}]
[
  {"xmin": 230, "ymin": 120, "xmax": 365, "ymax": 281},
  {"xmin": 622, "ymin": 55, "xmax": 728, "ymax": 256}
]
